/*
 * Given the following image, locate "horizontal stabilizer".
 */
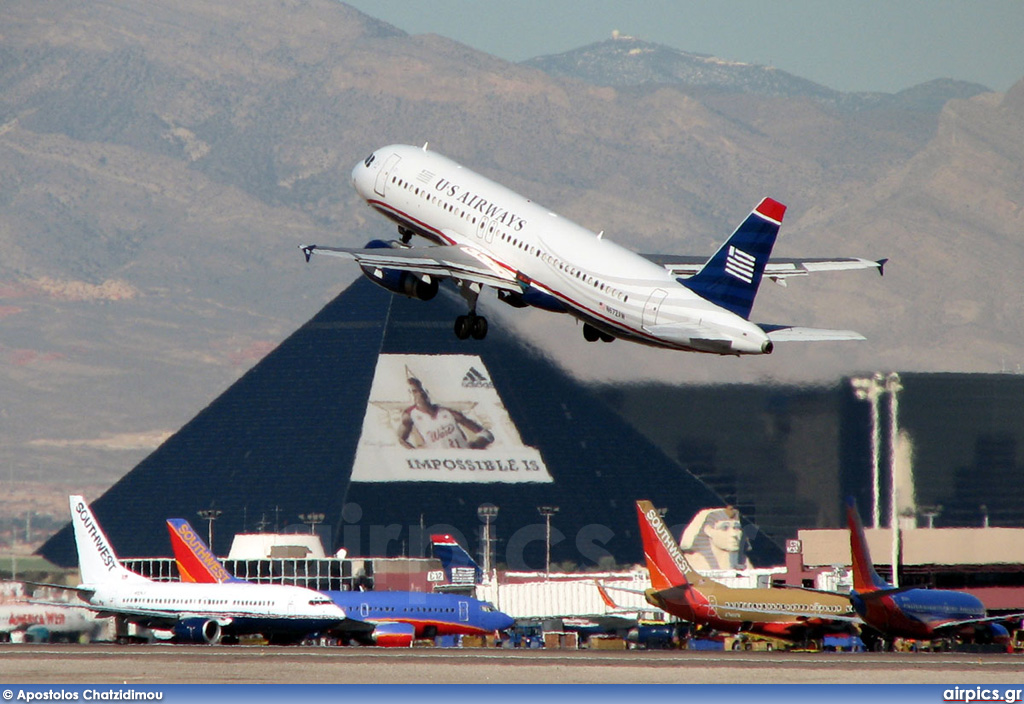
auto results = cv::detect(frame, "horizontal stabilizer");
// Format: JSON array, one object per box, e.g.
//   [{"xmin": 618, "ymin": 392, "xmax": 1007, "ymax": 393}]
[{"xmin": 758, "ymin": 325, "xmax": 866, "ymax": 342}]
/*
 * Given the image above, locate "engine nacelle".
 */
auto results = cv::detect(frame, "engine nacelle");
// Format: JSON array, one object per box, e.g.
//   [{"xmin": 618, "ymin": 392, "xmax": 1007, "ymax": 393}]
[
  {"xmin": 173, "ymin": 618, "xmax": 223, "ymax": 645},
  {"xmin": 359, "ymin": 241, "xmax": 438, "ymax": 301},
  {"xmin": 371, "ymin": 621, "xmax": 416, "ymax": 648},
  {"xmin": 497, "ymin": 285, "xmax": 566, "ymax": 313}
]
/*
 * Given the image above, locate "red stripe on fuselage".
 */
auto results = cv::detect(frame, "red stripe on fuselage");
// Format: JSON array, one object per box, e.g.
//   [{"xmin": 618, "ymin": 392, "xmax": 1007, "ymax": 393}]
[{"xmin": 366, "ymin": 200, "xmax": 700, "ymax": 351}]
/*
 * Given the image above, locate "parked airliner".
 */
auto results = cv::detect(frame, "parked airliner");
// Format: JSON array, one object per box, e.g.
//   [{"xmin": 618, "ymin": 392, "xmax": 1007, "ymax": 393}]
[
  {"xmin": 634, "ymin": 500, "xmax": 858, "ymax": 645},
  {"xmin": 301, "ymin": 144, "xmax": 884, "ymax": 354},
  {"xmin": 35, "ymin": 497, "xmax": 362, "ymax": 644},
  {"xmin": 168, "ymin": 518, "xmax": 514, "ymax": 647},
  {"xmin": 846, "ymin": 498, "xmax": 1017, "ymax": 649}
]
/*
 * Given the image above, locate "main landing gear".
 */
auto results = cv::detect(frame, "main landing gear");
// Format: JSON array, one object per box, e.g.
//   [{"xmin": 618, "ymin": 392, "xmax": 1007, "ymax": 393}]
[
  {"xmin": 454, "ymin": 314, "xmax": 488, "ymax": 340},
  {"xmin": 453, "ymin": 282, "xmax": 488, "ymax": 340},
  {"xmin": 583, "ymin": 323, "xmax": 614, "ymax": 343}
]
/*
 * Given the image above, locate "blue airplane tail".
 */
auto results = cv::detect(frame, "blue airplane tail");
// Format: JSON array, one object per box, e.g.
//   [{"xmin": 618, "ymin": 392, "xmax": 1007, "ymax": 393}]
[
  {"xmin": 431, "ymin": 534, "xmax": 483, "ymax": 584},
  {"xmin": 682, "ymin": 198, "xmax": 786, "ymax": 320}
]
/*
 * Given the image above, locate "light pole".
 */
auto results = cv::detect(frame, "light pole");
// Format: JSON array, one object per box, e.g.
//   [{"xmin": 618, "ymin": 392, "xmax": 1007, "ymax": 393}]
[
  {"xmin": 538, "ymin": 506, "xmax": 559, "ymax": 577},
  {"xmin": 851, "ymin": 373, "xmax": 885, "ymax": 527},
  {"xmin": 477, "ymin": 504, "xmax": 499, "ymax": 580},
  {"xmin": 885, "ymin": 372, "xmax": 903, "ymax": 587},
  {"xmin": 299, "ymin": 512, "xmax": 325, "ymax": 535},
  {"xmin": 197, "ymin": 509, "xmax": 222, "ymax": 552}
]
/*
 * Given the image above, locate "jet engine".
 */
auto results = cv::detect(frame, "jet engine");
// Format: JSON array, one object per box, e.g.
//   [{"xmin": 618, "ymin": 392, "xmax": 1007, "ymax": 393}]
[
  {"xmin": 497, "ymin": 285, "xmax": 566, "ymax": 313},
  {"xmin": 370, "ymin": 622, "xmax": 417, "ymax": 648},
  {"xmin": 173, "ymin": 618, "xmax": 223, "ymax": 645},
  {"xmin": 359, "ymin": 240, "xmax": 438, "ymax": 301}
]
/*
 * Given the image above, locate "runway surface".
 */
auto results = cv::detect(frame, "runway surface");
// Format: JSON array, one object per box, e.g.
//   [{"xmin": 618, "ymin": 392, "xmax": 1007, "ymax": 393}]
[{"xmin": 2, "ymin": 645, "xmax": 1023, "ymax": 684}]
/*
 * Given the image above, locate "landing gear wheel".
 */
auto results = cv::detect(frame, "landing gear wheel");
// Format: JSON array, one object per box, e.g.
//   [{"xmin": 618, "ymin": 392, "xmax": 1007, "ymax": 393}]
[
  {"xmin": 454, "ymin": 315, "xmax": 471, "ymax": 340},
  {"xmin": 583, "ymin": 324, "xmax": 600, "ymax": 342},
  {"xmin": 471, "ymin": 315, "xmax": 488, "ymax": 340}
]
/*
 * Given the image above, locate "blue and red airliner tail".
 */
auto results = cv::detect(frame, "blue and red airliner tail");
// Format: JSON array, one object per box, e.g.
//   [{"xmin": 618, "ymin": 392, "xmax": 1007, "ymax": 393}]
[
  {"xmin": 845, "ymin": 498, "xmax": 1016, "ymax": 647},
  {"xmin": 166, "ymin": 519, "xmax": 513, "ymax": 646},
  {"xmin": 430, "ymin": 533, "xmax": 483, "ymax": 585}
]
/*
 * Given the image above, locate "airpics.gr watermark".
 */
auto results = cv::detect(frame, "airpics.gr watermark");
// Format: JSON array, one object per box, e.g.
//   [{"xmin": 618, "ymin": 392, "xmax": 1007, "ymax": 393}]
[{"xmin": 943, "ymin": 687, "xmax": 1024, "ymax": 703}]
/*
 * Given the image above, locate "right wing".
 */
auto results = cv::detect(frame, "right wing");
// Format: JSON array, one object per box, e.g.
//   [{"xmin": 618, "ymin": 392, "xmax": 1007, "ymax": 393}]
[
  {"xmin": 644, "ymin": 254, "xmax": 887, "ymax": 283},
  {"xmin": 300, "ymin": 240, "xmax": 522, "ymax": 293}
]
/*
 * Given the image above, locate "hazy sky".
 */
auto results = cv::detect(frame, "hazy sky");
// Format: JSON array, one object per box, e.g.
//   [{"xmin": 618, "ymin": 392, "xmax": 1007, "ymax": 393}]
[{"xmin": 342, "ymin": 0, "xmax": 1024, "ymax": 94}]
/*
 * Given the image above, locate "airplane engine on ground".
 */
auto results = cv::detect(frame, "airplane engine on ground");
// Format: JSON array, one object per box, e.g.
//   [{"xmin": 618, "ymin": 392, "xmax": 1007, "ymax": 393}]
[
  {"xmin": 371, "ymin": 622, "xmax": 417, "ymax": 647},
  {"xmin": 360, "ymin": 240, "xmax": 438, "ymax": 301},
  {"xmin": 173, "ymin": 618, "xmax": 223, "ymax": 644}
]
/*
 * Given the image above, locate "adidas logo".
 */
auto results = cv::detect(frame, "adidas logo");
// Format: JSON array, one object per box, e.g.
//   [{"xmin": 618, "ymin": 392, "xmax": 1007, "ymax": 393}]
[
  {"xmin": 462, "ymin": 367, "xmax": 493, "ymax": 388},
  {"xmin": 725, "ymin": 245, "xmax": 756, "ymax": 284}
]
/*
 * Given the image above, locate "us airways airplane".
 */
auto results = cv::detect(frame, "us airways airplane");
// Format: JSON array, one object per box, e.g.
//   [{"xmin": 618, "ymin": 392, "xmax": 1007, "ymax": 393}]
[
  {"xmin": 634, "ymin": 500, "xmax": 859, "ymax": 646},
  {"xmin": 167, "ymin": 518, "xmax": 514, "ymax": 647},
  {"xmin": 34, "ymin": 497, "xmax": 362, "ymax": 645},
  {"xmin": 846, "ymin": 498, "xmax": 1018, "ymax": 649},
  {"xmin": 301, "ymin": 144, "xmax": 884, "ymax": 354}
]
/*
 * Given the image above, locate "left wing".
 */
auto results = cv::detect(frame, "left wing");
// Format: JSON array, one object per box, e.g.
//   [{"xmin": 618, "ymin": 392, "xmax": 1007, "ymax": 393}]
[
  {"xmin": 644, "ymin": 254, "xmax": 887, "ymax": 284},
  {"xmin": 300, "ymin": 242, "xmax": 521, "ymax": 293},
  {"xmin": 757, "ymin": 324, "xmax": 866, "ymax": 342}
]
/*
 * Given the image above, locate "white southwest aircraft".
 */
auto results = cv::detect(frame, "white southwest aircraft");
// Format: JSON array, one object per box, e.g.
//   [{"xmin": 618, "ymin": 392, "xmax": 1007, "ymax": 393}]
[
  {"xmin": 301, "ymin": 144, "xmax": 885, "ymax": 355},
  {"xmin": 31, "ymin": 496, "xmax": 368, "ymax": 644}
]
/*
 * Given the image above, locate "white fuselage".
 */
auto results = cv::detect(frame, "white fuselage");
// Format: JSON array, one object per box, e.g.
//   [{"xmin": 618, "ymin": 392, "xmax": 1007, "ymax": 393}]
[
  {"xmin": 351, "ymin": 145, "xmax": 771, "ymax": 355},
  {"xmin": 85, "ymin": 578, "xmax": 346, "ymax": 626}
]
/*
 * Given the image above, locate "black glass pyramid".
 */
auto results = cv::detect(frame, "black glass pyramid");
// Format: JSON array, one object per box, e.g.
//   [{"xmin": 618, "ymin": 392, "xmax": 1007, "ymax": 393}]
[{"xmin": 40, "ymin": 278, "xmax": 782, "ymax": 570}]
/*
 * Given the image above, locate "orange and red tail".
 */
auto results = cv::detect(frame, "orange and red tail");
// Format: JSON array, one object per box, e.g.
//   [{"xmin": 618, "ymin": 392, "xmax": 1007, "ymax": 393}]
[
  {"xmin": 166, "ymin": 518, "xmax": 243, "ymax": 584},
  {"xmin": 845, "ymin": 498, "xmax": 889, "ymax": 593},
  {"xmin": 635, "ymin": 500, "xmax": 697, "ymax": 592}
]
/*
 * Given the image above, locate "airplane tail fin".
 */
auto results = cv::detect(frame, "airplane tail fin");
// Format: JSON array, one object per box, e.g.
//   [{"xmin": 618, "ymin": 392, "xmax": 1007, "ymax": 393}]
[
  {"xmin": 635, "ymin": 500, "xmax": 699, "ymax": 592},
  {"xmin": 431, "ymin": 533, "xmax": 483, "ymax": 584},
  {"xmin": 166, "ymin": 518, "xmax": 244, "ymax": 584},
  {"xmin": 682, "ymin": 198, "xmax": 786, "ymax": 319},
  {"xmin": 69, "ymin": 495, "xmax": 147, "ymax": 587},
  {"xmin": 846, "ymin": 497, "xmax": 890, "ymax": 593}
]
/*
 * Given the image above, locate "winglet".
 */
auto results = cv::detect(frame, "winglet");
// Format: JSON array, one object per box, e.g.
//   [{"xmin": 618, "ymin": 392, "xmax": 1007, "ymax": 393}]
[
  {"xmin": 876, "ymin": 258, "xmax": 888, "ymax": 276},
  {"xmin": 166, "ymin": 518, "xmax": 244, "ymax": 584},
  {"xmin": 595, "ymin": 580, "xmax": 620, "ymax": 610},
  {"xmin": 845, "ymin": 497, "xmax": 890, "ymax": 593},
  {"xmin": 299, "ymin": 244, "xmax": 317, "ymax": 263},
  {"xmin": 635, "ymin": 500, "xmax": 696, "ymax": 592}
]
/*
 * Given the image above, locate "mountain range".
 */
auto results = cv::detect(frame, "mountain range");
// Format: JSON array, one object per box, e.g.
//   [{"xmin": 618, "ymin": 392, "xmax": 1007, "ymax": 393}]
[{"xmin": 1, "ymin": 0, "xmax": 1022, "ymax": 496}]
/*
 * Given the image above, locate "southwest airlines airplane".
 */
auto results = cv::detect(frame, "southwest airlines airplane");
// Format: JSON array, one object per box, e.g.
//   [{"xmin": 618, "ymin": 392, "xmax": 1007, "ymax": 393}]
[
  {"xmin": 846, "ymin": 498, "xmax": 1019, "ymax": 649},
  {"xmin": 633, "ymin": 500, "xmax": 859, "ymax": 646},
  {"xmin": 301, "ymin": 144, "xmax": 884, "ymax": 354},
  {"xmin": 167, "ymin": 518, "xmax": 514, "ymax": 647},
  {"xmin": 32, "ymin": 497, "xmax": 361, "ymax": 644}
]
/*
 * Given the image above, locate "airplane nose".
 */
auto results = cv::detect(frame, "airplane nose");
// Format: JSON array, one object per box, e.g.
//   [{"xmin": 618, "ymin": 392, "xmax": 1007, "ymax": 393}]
[{"xmin": 351, "ymin": 161, "xmax": 361, "ymax": 189}]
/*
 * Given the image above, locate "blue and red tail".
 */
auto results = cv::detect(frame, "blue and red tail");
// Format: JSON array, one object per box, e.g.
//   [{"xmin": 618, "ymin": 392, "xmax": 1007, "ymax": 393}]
[
  {"xmin": 845, "ymin": 498, "xmax": 890, "ymax": 593},
  {"xmin": 430, "ymin": 533, "xmax": 483, "ymax": 584},
  {"xmin": 683, "ymin": 198, "xmax": 786, "ymax": 320},
  {"xmin": 166, "ymin": 518, "xmax": 244, "ymax": 584}
]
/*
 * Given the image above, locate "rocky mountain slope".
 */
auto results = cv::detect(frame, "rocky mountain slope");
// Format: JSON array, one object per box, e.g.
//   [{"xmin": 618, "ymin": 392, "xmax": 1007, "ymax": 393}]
[{"xmin": 1, "ymin": 0, "xmax": 1021, "ymax": 492}]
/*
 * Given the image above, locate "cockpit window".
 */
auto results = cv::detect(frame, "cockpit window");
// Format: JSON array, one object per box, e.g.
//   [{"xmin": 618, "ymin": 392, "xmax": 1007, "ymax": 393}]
[{"xmin": 364, "ymin": 154, "xmax": 376, "ymax": 168}]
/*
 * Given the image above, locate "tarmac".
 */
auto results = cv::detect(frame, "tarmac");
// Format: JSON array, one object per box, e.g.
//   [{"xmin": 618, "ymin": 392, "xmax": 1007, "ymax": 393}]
[{"xmin": 2, "ymin": 645, "xmax": 1023, "ymax": 684}]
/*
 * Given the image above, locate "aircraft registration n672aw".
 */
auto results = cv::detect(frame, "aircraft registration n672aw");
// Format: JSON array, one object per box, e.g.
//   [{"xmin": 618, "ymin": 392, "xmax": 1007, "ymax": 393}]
[{"xmin": 301, "ymin": 143, "xmax": 885, "ymax": 355}]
